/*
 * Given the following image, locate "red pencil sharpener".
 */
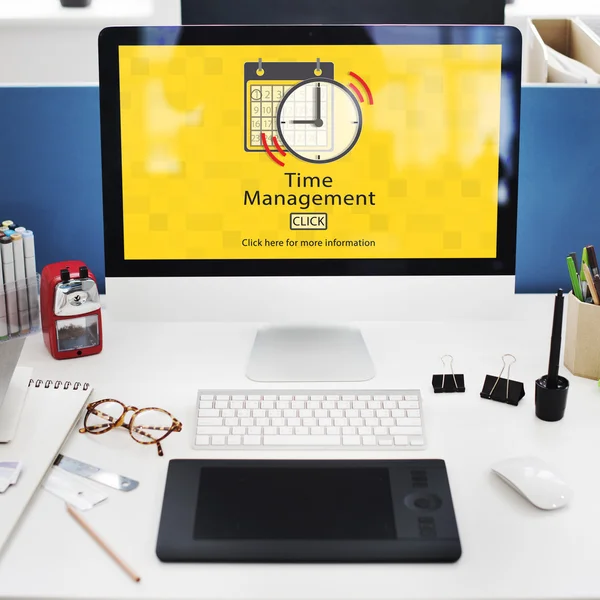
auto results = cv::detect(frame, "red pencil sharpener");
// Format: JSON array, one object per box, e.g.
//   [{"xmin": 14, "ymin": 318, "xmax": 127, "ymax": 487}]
[{"xmin": 40, "ymin": 261, "xmax": 102, "ymax": 360}]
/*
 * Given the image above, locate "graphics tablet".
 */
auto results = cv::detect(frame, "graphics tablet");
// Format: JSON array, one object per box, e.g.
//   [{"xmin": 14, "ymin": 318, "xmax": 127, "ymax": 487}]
[{"xmin": 156, "ymin": 459, "xmax": 461, "ymax": 562}]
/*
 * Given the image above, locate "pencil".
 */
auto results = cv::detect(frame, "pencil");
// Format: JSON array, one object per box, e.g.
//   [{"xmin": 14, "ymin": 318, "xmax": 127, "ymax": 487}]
[{"xmin": 65, "ymin": 504, "xmax": 141, "ymax": 583}]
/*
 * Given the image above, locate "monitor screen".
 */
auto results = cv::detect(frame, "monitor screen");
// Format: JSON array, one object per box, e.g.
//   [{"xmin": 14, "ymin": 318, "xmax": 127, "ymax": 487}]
[
  {"xmin": 100, "ymin": 26, "xmax": 521, "ymax": 278},
  {"xmin": 181, "ymin": 0, "xmax": 506, "ymax": 26}
]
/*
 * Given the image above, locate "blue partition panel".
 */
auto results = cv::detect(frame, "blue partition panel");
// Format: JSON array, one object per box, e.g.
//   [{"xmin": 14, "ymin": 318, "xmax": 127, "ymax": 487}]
[{"xmin": 1, "ymin": 85, "xmax": 599, "ymax": 294}]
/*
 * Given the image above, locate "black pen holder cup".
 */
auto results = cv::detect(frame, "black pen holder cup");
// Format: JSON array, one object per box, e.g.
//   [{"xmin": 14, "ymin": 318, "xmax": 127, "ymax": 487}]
[{"xmin": 535, "ymin": 375, "xmax": 569, "ymax": 422}]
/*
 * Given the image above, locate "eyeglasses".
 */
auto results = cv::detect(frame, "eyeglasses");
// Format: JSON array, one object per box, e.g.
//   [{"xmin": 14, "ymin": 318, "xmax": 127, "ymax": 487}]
[{"xmin": 79, "ymin": 399, "xmax": 182, "ymax": 456}]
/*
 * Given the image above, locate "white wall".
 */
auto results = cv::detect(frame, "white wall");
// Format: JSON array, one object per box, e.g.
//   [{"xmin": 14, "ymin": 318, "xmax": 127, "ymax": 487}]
[{"xmin": 0, "ymin": 0, "xmax": 598, "ymax": 85}]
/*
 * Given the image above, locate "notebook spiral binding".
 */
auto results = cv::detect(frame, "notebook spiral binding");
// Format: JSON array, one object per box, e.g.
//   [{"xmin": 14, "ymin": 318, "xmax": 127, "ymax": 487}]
[{"xmin": 28, "ymin": 379, "xmax": 90, "ymax": 391}]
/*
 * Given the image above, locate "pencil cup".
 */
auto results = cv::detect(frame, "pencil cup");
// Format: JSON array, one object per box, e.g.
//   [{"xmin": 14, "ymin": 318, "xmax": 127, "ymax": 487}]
[
  {"xmin": 0, "ymin": 275, "xmax": 40, "ymax": 342},
  {"xmin": 535, "ymin": 375, "xmax": 569, "ymax": 422},
  {"xmin": 564, "ymin": 292, "xmax": 600, "ymax": 380}
]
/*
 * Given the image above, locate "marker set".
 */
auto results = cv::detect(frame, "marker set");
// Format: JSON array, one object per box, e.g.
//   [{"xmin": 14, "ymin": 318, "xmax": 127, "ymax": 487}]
[{"xmin": 0, "ymin": 219, "xmax": 40, "ymax": 342}]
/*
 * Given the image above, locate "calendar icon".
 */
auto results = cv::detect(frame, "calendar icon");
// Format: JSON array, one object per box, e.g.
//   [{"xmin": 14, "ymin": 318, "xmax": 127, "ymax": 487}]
[{"xmin": 243, "ymin": 61, "xmax": 334, "ymax": 152}]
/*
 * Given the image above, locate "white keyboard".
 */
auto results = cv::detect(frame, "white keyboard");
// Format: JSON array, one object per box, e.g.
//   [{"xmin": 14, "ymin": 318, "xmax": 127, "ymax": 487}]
[{"xmin": 193, "ymin": 390, "xmax": 425, "ymax": 450}]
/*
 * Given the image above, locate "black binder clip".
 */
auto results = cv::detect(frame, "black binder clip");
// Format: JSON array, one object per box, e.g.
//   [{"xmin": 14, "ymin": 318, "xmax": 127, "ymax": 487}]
[
  {"xmin": 480, "ymin": 354, "xmax": 525, "ymax": 406},
  {"xmin": 432, "ymin": 355, "xmax": 465, "ymax": 393}
]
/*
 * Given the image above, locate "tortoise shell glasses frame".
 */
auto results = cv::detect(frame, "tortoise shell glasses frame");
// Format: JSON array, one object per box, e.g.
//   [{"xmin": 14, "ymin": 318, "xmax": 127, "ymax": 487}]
[{"xmin": 79, "ymin": 399, "xmax": 182, "ymax": 456}]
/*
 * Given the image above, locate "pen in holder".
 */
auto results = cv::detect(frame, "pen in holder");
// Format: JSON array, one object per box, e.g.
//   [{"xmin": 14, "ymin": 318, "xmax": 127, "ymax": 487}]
[
  {"xmin": 0, "ymin": 274, "xmax": 41, "ymax": 342},
  {"xmin": 480, "ymin": 354, "xmax": 525, "ymax": 406},
  {"xmin": 432, "ymin": 355, "xmax": 465, "ymax": 393}
]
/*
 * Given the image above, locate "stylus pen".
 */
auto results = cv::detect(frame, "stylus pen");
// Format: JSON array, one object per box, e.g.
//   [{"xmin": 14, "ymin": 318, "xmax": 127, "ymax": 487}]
[
  {"xmin": 547, "ymin": 288, "xmax": 564, "ymax": 389},
  {"xmin": 0, "ymin": 236, "xmax": 19, "ymax": 335},
  {"xmin": 11, "ymin": 233, "xmax": 29, "ymax": 333},
  {"xmin": 22, "ymin": 230, "xmax": 39, "ymax": 329}
]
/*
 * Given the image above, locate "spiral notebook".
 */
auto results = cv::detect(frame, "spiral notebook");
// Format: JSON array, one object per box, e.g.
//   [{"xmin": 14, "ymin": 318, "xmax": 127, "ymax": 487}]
[{"xmin": 0, "ymin": 378, "xmax": 93, "ymax": 556}]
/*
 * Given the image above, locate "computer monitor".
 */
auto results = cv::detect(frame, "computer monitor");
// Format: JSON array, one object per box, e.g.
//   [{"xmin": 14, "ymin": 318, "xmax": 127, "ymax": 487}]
[
  {"xmin": 181, "ymin": 0, "xmax": 507, "ymax": 26},
  {"xmin": 99, "ymin": 25, "xmax": 521, "ymax": 382}
]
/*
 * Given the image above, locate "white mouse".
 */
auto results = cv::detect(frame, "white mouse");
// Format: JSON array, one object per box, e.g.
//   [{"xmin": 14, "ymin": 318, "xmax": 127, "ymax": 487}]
[{"xmin": 491, "ymin": 456, "xmax": 573, "ymax": 510}]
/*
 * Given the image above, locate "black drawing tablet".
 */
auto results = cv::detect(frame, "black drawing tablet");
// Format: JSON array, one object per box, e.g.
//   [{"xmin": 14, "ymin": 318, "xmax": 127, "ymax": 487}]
[{"xmin": 156, "ymin": 459, "xmax": 461, "ymax": 563}]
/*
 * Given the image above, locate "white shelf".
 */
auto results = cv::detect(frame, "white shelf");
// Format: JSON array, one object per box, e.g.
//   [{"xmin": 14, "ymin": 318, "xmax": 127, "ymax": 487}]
[{"xmin": 0, "ymin": 0, "xmax": 154, "ymax": 28}]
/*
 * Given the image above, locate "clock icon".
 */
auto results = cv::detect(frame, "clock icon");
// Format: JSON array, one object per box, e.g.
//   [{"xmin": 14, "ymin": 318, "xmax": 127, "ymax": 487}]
[{"xmin": 276, "ymin": 78, "xmax": 362, "ymax": 164}]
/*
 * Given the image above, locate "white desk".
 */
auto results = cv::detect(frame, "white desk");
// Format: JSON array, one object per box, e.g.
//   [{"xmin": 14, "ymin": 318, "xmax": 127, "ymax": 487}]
[{"xmin": 1, "ymin": 295, "xmax": 600, "ymax": 600}]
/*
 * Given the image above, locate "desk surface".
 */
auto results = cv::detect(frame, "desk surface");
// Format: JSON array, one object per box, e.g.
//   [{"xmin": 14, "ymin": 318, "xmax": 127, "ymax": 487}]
[{"xmin": 1, "ymin": 295, "xmax": 599, "ymax": 600}]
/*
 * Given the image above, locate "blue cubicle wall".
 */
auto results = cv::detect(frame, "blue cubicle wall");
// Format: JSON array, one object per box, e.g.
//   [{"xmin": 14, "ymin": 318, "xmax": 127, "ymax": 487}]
[{"xmin": 1, "ymin": 85, "xmax": 598, "ymax": 294}]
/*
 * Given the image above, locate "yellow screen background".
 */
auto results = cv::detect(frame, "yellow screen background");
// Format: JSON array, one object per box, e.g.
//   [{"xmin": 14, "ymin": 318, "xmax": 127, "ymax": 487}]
[{"xmin": 119, "ymin": 44, "xmax": 502, "ymax": 260}]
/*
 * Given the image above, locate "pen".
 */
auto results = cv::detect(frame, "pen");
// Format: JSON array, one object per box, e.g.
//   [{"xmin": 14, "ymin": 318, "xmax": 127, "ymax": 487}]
[
  {"xmin": 586, "ymin": 245, "xmax": 599, "ymax": 277},
  {"xmin": 583, "ymin": 263, "xmax": 600, "ymax": 305},
  {"xmin": 10, "ymin": 234, "xmax": 29, "ymax": 333},
  {"xmin": 22, "ymin": 230, "xmax": 39, "ymax": 329},
  {"xmin": 547, "ymin": 288, "xmax": 564, "ymax": 389},
  {"xmin": 567, "ymin": 256, "xmax": 583, "ymax": 301},
  {"xmin": 580, "ymin": 247, "xmax": 590, "ymax": 300},
  {"xmin": 0, "ymin": 236, "xmax": 19, "ymax": 335}
]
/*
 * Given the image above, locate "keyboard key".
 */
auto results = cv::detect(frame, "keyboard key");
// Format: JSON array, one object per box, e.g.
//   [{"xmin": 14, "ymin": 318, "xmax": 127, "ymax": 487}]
[
  {"xmin": 248, "ymin": 426, "xmax": 262, "ymax": 435},
  {"xmin": 261, "ymin": 426, "xmax": 275, "ymax": 435},
  {"xmin": 256, "ymin": 418, "xmax": 270, "ymax": 426},
  {"xmin": 398, "ymin": 418, "xmax": 422, "ymax": 427},
  {"xmin": 343, "ymin": 436, "xmax": 361, "ymax": 445},
  {"xmin": 338, "ymin": 401, "xmax": 351, "ymax": 409},
  {"xmin": 197, "ymin": 426, "xmax": 230, "ymax": 435},
  {"xmin": 237, "ymin": 409, "xmax": 250, "ymax": 418},
  {"xmin": 197, "ymin": 418, "xmax": 223, "ymax": 427},
  {"xmin": 222, "ymin": 409, "xmax": 235, "ymax": 418},
  {"xmin": 198, "ymin": 409, "xmax": 219, "ymax": 417},
  {"xmin": 390, "ymin": 426, "xmax": 423, "ymax": 435},
  {"xmin": 311, "ymin": 395, "xmax": 325, "ymax": 401},
  {"xmin": 381, "ymin": 418, "xmax": 395, "ymax": 427},
  {"xmin": 325, "ymin": 395, "xmax": 339, "ymax": 401},
  {"xmin": 343, "ymin": 426, "xmax": 356, "ymax": 435},
  {"xmin": 253, "ymin": 409, "xmax": 266, "ymax": 418},
  {"xmin": 384, "ymin": 401, "xmax": 396, "ymax": 409},
  {"xmin": 280, "ymin": 395, "xmax": 293, "ymax": 401},
  {"xmin": 272, "ymin": 418, "xmax": 285, "ymax": 427},
  {"xmin": 322, "ymin": 401, "xmax": 335, "ymax": 410},
  {"xmin": 299, "ymin": 409, "xmax": 312, "ymax": 418},
  {"xmin": 358, "ymin": 427, "xmax": 372, "ymax": 435},
  {"xmin": 279, "ymin": 426, "xmax": 293, "ymax": 435},
  {"xmin": 394, "ymin": 436, "xmax": 409, "ymax": 446},
  {"xmin": 307, "ymin": 401, "xmax": 320, "ymax": 409},
  {"xmin": 295, "ymin": 427, "xmax": 309, "ymax": 435},
  {"xmin": 303, "ymin": 418, "xmax": 317, "ymax": 427},
  {"xmin": 391, "ymin": 409, "xmax": 406, "ymax": 418},
  {"xmin": 311, "ymin": 426, "xmax": 325, "ymax": 435},
  {"xmin": 263, "ymin": 395, "xmax": 277, "ymax": 402},
  {"xmin": 241, "ymin": 418, "xmax": 254, "ymax": 426},
  {"xmin": 374, "ymin": 427, "xmax": 388, "ymax": 435},
  {"xmin": 327, "ymin": 426, "xmax": 341, "ymax": 435},
  {"xmin": 247, "ymin": 401, "xmax": 259, "ymax": 409},
  {"xmin": 199, "ymin": 395, "xmax": 214, "ymax": 401},
  {"xmin": 405, "ymin": 394, "xmax": 419, "ymax": 401},
  {"xmin": 295, "ymin": 395, "xmax": 309, "ymax": 401},
  {"xmin": 216, "ymin": 394, "xmax": 231, "ymax": 401},
  {"xmin": 232, "ymin": 426, "xmax": 246, "ymax": 435},
  {"xmin": 410, "ymin": 437, "xmax": 425, "ymax": 446},
  {"xmin": 247, "ymin": 395, "xmax": 261, "ymax": 401},
  {"xmin": 231, "ymin": 401, "xmax": 244, "ymax": 409},
  {"xmin": 231, "ymin": 394, "xmax": 245, "ymax": 401},
  {"xmin": 215, "ymin": 400, "xmax": 228, "ymax": 409},
  {"xmin": 349, "ymin": 418, "xmax": 363, "ymax": 427},
  {"xmin": 376, "ymin": 409, "xmax": 390, "ymax": 418},
  {"xmin": 224, "ymin": 418, "xmax": 239, "ymax": 426},
  {"xmin": 198, "ymin": 400, "xmax": 213, "ymax": 409},
  {"xmin": 269, "ymin": 409, "xmax": 282, "ymax": 418},
  {"xmin": 288, "ymin": 418, "xmax": 301, "ymax": 427},
  {"xmin": 347, "ymin": 409, "xmax": 359, "ymax": 418},
  {"xmin": 334, "ymin": 418, "xmax": 348, "ymax": 427},
  {"xmin": 389, "ymin": 395, "xmax": 403, "ymax": 401},
  {"xmin": 373, "ymin": 394, "xmax": 387, "ymax": 401},
  {"xmin": 314, "ymin": 409, "xmax": 328, "ymax": 418},
  {"xmin": 342, "ymin": 394, "xmax": 355, "ymax": 401},
  {"xmin": 363, "ymin": 436, "xmax": 376, "ymax": 445},
  {"xmin": 276, "ymin": 401, "xmax": 290, "ymax": 409},
  {"xmin": 195, "ymin": 435, "xmax": 210, "ymax": 445},
  {"xmin": 407, "ymin": 409, "xmax": 421, "ymax": 418},
  {"xmin": 263, "ymin": 401, "xmax": 275, "ymax": 409},
  {"xmin": 399, "ymin": 401, "xmax": 420, "ymax": 409},
  {"xmin": 284, "ymin": 409, "xmax": 297, "ymax": 418},
  {"xmin": 318, "ymin": 418, "xmax": 332, "ymax": 427},
  {"xmin": 212, "ymin": 435, "xmax": 226, "ymax": 445},
  {"xmin": 264, "ymin": 435, "xmax": 340, "ymax": 445},
  {"xmin": 360, "ymin": 409, "xmax": 374, "ymax": 418},
  {"xmin": 378, "ymin": 438, "xmax": 393, "ymax": 446},
  {"xmin": 353, "ymin": 401, "xmax": 366, "ymax": 409},
  {"xmin": 228, "ymin": 435, "xmax": 241, "ymax": 445},
  {"xmin": 357, "ymin": 395, "xmax": 371, "ymax": 401},
  {"xmin": 244, "ymin": 436, "xmax": 261, "ymax": 445},
  {"xmin": 368, "ymin": 401, "xmax": 381, "ymax": 409},
  {"xmin": 291, "ymin": 401, "xmax": 305, "ymax": 409},
  {"xmin": 365, "ymin": 418, "xmax": 378, "ymax": 426},
  {"xmin": 330, "ymin": 409, "xmax": 343, "ymax": 418}
]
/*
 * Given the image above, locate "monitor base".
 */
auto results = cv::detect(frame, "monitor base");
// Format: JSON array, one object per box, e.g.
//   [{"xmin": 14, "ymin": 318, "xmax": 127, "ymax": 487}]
[{"xmin": 246, "ymin": 325, "xmax": 376, "ymax": 382}]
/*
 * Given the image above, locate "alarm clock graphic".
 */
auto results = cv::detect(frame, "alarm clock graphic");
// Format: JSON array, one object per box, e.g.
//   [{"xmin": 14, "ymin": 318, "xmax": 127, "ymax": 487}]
[
  {"xmin": 276, "ymin": 78, "xmax": 363, "ymax": 164},
  {"xmin": 40, "ymin": 260, "xmax": 102, "ymax": 360}
]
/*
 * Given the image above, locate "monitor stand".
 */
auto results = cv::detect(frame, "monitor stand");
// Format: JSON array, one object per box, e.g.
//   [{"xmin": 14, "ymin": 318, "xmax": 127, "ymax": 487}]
[{"xmin": 246, "ymin": 325, "xmax": 376, "ymax": 382}]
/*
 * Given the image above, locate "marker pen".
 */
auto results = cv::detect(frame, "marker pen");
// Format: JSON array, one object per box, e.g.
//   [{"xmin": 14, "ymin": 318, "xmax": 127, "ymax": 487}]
[
  {"xmin": 22, "ymin": 230, "xmax": 39, "ymax": 329},
  {"xmin": 0, "ymin": 237, "xmax": 19, "ymax": 335},
  {"xmin": 2, "ymin": 220, "xmax": 14, "ymax": 228},
  {"xmin": 11, "ymin": 234, "xmax": 29, "ymax": 333},
  {"xmin": 0, "ymin": 237, "xmax": 7, "ymax": 341},
  {"xmin": 15, "ymin": 227, "xmax": 26, "ymax": 234}
]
